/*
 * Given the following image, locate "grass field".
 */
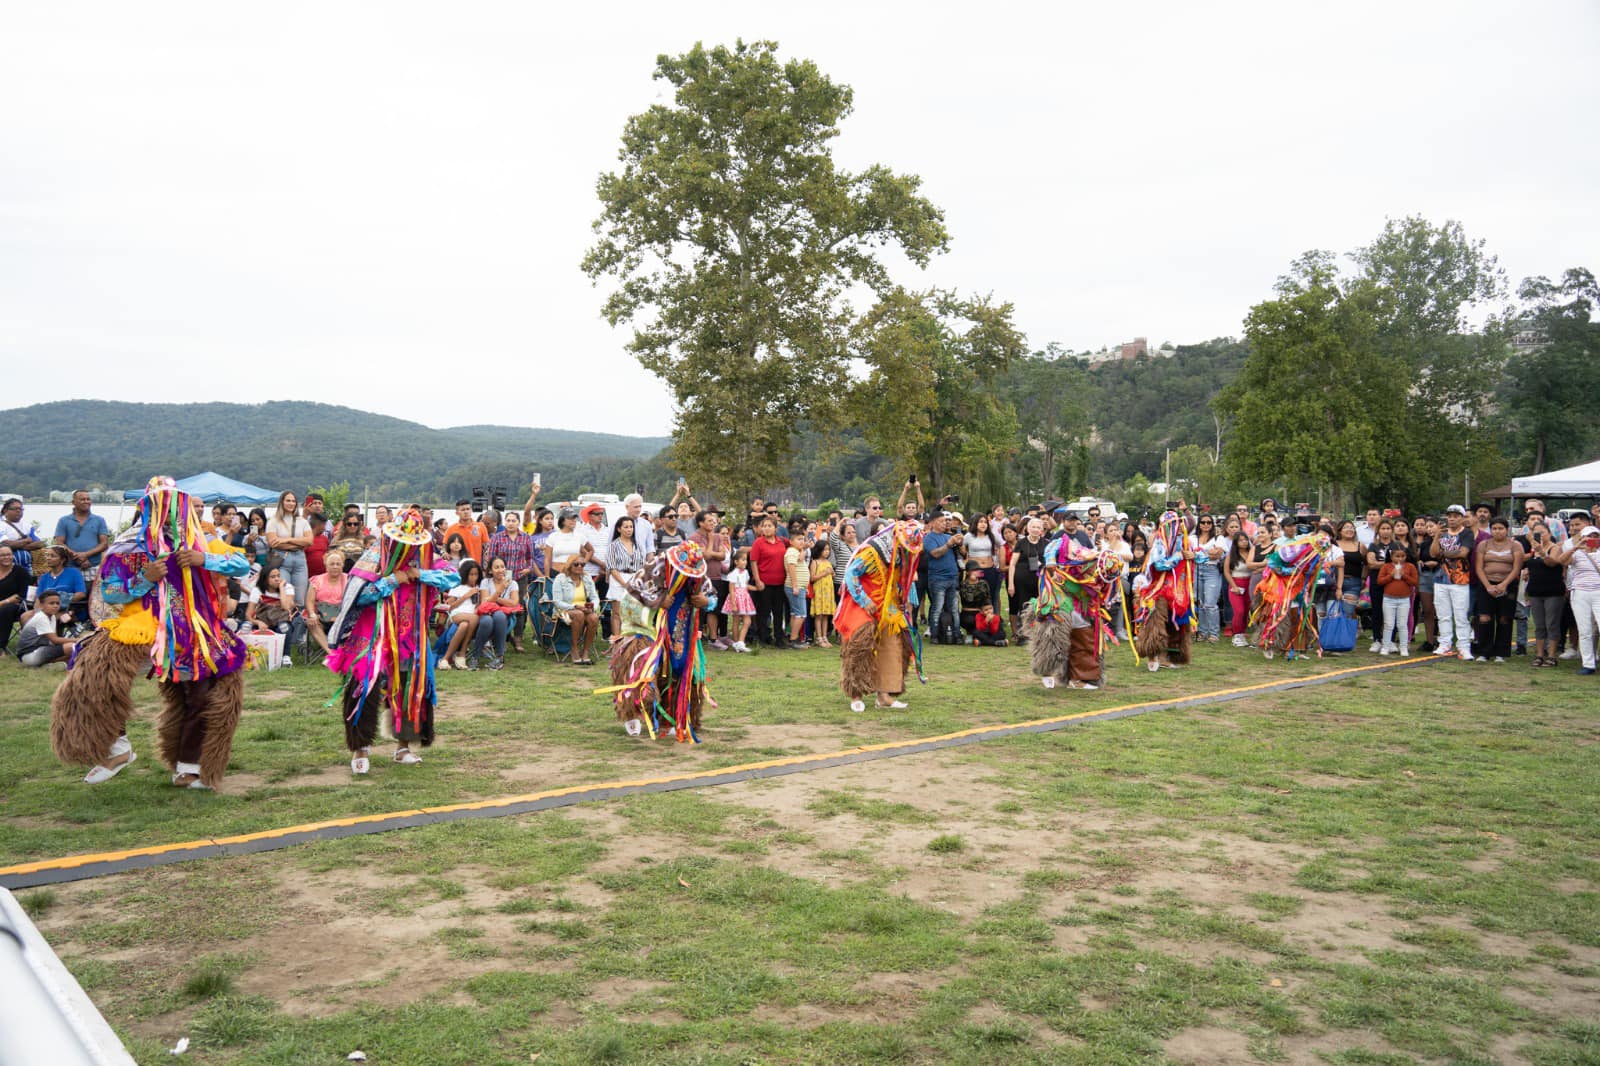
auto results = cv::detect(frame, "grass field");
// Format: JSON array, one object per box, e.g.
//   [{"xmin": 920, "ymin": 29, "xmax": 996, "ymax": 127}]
[{"xmin": 2, "ymin": 637, "xmax": 1597, "ymax": 1065}]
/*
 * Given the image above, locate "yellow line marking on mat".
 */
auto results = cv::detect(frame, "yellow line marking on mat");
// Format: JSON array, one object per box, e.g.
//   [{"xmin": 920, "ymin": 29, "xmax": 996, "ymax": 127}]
[{"xmin": 0, "ymin": 655, "xmax": 1434, "ymax": 879}]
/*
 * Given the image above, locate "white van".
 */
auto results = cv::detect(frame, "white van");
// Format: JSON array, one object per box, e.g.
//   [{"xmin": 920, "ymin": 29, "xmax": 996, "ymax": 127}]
[{"xmin": 1062, "ymin": 497, "xmax": 1117, "ymax": 521}]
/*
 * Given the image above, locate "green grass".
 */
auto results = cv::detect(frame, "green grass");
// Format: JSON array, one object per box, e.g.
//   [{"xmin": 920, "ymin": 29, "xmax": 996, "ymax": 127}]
[{"xmin": 6, "ymin": 643, "xmax": 1599, "ymax": 1064}]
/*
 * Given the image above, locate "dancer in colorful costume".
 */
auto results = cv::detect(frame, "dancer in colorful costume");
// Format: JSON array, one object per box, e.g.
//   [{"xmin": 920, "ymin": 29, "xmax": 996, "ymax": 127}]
[
  {"xmin": 835, "ymin": 520, "xmax": 925, "ymax": 713},
  {"xmin": 325, "ymin": 508, "xmax": 459, "ymax": 773},
  {"xmin": 1023, "ymin": 538, "xmax": 1129, "ymax": 691},
  {"xmin": 51, "ymin": 477, "xmax": 249, "ymax": 789},
  {"xmin": 1250, "ymin": 510, "xmax": 1331, "ymax": 659},
  {"xmin": 602, "ymin": 540, "xmax": 717, "ymax": 742},
  {"xmin": 1134, "ymin": 510, "xmax": 1196, "ymax": 672}
]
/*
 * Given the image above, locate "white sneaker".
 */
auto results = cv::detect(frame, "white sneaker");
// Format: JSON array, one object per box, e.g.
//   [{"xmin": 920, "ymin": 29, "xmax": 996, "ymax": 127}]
[
  {"xmin": 1460, "ymin": 649, "xmax": 1475, "ymax": 661},
  {"xmin": 1379, "ymin": 647, "xmax": 1393, "ymax": 656},
  {"xmin": 1231, "ymin": 634, "xmax": 1247, "ymax": 647},
  {"xmin": 883, "ymin": 700, "xmax": 908, "ymax": 709},
  {"xmin": 1492, "ymin": 656, "xmax": 1506, "ymax": 663},
  {"xmin": 1435, "ymin": 644, "xmax": 1454, "ymax": 656},
  {"xmin": 437, "ymin": 658, "xmax": 451, "ymax": 671},
  {"xmin": 849, "ymin": 699, "xmax": 866, "ymax": 713},
  {"xmin": 1148, "ymin": 661, "xmax": 1160, "ymax": 673},
  {"xmin": 1042, "ymin": 676, "xmax": 1056, "ymax": 689},
  {"xmin": 733, "ymin": 641, "xmax": 749, "ymax": 653},
  {"xmin": 351, "ymin": 754, "xmax": 370, "ymax": 775},
  {"xmin": 394, "ymin": 749, "xmax": 422, "ymax": 765},
  {"xmin": 1559, "ymin": 649, "xmax": 1579, "ymax": 660},
  {"xmin": 624, "ymin": 719, "xmax": 642, "ymax": 736},
  {"xmin": 1399, "ymin": 646, "xmax": 1409, "ymax": 657},
  {"xmin": 1369, "ymin": 641, "xmax": 1381, "ymax": 653}
]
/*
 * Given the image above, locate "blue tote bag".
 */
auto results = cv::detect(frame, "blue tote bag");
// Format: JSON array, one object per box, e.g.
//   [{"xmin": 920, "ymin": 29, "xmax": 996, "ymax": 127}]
[{"xmin": 1319, "ymin": 599, "xmax": 1357, "ymax": 652}]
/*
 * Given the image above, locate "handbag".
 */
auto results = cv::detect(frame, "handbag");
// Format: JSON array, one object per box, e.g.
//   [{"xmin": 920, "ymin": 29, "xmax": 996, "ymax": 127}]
[{"xmin": 1319, "ymin": 598, "xmax": 1358, "ymax": 653}]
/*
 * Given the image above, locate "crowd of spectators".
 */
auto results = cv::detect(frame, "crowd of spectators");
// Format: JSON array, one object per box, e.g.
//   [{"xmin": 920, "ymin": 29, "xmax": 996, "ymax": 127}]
[{"xmin": 4, "ymin": 484, "xmax": 1600, "ymax": 678}]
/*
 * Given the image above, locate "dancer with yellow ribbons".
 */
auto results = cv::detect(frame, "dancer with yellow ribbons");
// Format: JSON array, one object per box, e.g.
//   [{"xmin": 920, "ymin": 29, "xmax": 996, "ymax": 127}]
[
  {"xmin": 835, "ymin": 520, "xmax": 925, "ymax": 713},
  {"xmin": 601, "ymin": 540, "xmax": 717, "ymax": 743}
]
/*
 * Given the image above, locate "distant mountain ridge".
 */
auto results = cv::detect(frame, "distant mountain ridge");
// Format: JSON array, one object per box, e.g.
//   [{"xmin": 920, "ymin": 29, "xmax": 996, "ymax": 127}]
[{"xmin": 0, "ymin": 400, "xmax": 670, "ymax": 499}]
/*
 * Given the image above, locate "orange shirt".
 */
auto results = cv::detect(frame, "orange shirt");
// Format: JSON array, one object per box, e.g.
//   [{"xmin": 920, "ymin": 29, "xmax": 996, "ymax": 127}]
[{"xmin": 444, "ymin": 521, "xmax": 489, "ymax": 563}]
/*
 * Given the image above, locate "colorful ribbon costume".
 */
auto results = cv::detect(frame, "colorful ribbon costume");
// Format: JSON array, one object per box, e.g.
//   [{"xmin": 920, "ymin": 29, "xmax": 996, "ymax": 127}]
[
  {"xmin": 835, "ymin": 520, "xmax": 925, "ymax": 704},
  {"xmin": 326, "ymin": 509, "xmax": 459, "ymax": 755},
  {"xmin": 1134, "ymin": 510, "xmax": 1196, "ymax": 670},
  {"xmin": 1023, "ymin": 538, "xmax": 1130, "ymax": 688},
  {"xmin": 600, "ymin": 540, "xmax": 717, "ymax": 743},
  {"xmin": 1249, "ymin": 531, "xmax": 1331, "ymax": 659}
]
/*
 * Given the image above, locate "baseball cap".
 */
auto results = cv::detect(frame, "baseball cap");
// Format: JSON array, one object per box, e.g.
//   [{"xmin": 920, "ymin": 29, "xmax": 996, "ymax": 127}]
[{"xmin": 1445, "ymin": 504, "xmax": 1467, "ymax": 515}]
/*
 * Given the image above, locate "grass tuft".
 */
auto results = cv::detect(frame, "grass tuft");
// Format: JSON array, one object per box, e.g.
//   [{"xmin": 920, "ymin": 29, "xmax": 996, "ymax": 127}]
[{"xmin": 927, "ymin": 834, "xmax": 966, "ymax": 854}]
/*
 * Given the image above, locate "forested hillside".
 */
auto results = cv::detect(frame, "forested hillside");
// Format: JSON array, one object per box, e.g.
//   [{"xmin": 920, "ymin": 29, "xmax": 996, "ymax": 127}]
[{"xmin": 0, "ymin": 401, "xmax": 670, "ymax": 501}]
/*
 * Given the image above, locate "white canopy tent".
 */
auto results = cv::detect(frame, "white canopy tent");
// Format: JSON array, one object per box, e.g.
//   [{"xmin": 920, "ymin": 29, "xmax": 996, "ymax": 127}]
[{"xmin": 1511, "ymin": 458, "xmax": 1600, "ymax": 497}]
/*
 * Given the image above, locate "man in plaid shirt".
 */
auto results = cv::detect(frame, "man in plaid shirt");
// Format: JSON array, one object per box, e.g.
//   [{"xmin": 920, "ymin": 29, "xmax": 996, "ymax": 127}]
[{"xmin": 486, "ymin": 511, "xmax": 536, "ymax": 652}]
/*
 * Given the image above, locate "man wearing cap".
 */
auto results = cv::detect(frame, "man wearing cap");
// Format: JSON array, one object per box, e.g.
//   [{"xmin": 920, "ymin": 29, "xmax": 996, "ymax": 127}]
[
  {"xmin": 1429, "ymin": 505, "xmax": 1474, "ymax": 660},
  {"xmin": 1059, "ymin": 511, "xmax": 1094, "ymax": 551},
  {"xmin": 578, "ymin": 504, "xmax": 611, "ymax": 598}
]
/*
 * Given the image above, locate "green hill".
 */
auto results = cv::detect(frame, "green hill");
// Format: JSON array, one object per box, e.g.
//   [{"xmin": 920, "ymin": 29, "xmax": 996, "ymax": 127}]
[{"xmin": 0, "ymin": 401, "xmax": 670, "ymax": 501}]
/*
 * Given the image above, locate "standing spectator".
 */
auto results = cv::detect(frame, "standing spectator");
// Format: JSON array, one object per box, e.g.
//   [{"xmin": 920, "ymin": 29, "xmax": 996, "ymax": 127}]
[
  {"xmin": 526, "ymin": 507, "xmax": 555, "ymax": 584},
  {"xmin": 853, "ymin": 496, "xmax": 886, "ymax": 542},
  {"xmin": 577, "ymin": 504, "xmax": 611, "ymax": 598},
  {"xmin": 748, "ymin": 515, "xmax": 789, "ymax": 647},
  {"xmin": 244, "ymin": 508, "xmax": 270, "ymax": 567},
  {"xmin": 1333, "ymin": 520, "xmax": 1365, "ymax": 608},
  {"xmin": 1355, "ymin": 507, "xmax": 1382, "ymax": 548},
  {"xmin": 829, "ymin": 520, "xmax": 858, "ymax": 593},
  {"xmin": 923, "ymin": 512, "xmax": 961, "ymax": 645},
  {"xmin": 303, "ymin": 492, "xmax": 325, "ymax": 523},
  {"xmin": 266, "ymin": 491, "xmax": 312, "ymax": 609},
  {"xmin": 1058, "ymin": 511, "xmax": 1093, "ymax": 550},
  {"xmin": 543, "ymin": 508, "xmax": 586, "ymax": 580},
  {"xmin": 444, "ymin": 535, "xmax": 469, "ymax": 565},
  {"xmin": 1008, "ymin": 517, "xmax": 1047, "ymax": 644},
  {"xmin": 487, "ymin": 511, "xmax": 536, "ymax": 652},
  {"xmin": 622, "ymin": 493, "xmax": 656, "ymax": 556},
  {"xmin": 1521, "ymin": 516, "xmax": 1566, "ymax": 667},
  {"xmin": 1551, "ymin": 522, "xmax": 1600, "ymax": 674},
  {"xmin": 305, "ymin": 514, "xmax": 330, "ymax": 580},
  {"xmin": 656, "ymin": 509, "xmax": 686, "ymax": 553},
  {"xmin": 690, "ymin": 510, "xmax": 730, "ymax": 648},
  {"xmin": 54, "ymin": 490, "xmax": 109, "ymax": 585},
  {"xmin": 1233, "ymin": 504, "xmax": 1258, "ymax": 536},
  {"xmin": 606, "ymin": 516, "xmax": 645, "ymax": 641},
  {"xmin": 444, "ymin": 500, "xmax": 489, "ymax": 563},
  {"xmin": 783, "ymin": 520, "xmax": 812, "ymax": 649},
  {"xmin": 1225, "ymin": 531, "xmax": 1256, "ymax": 646},
  {"xmin": 963, "ymin": 514, "xmax": 1003, "ymax": 614},
  {"xmin": 1409, "ymin": 515, "xmax": 1438, "ymax": 651},
  {"xmin": 1431, "ymin": 505, "xmax": 1475, "ymax": 660},
  {"xmin": 1471, "ymin": 517, "xmax": 1524, "ymax": 662},
  {"xmin": 1376, "ymin": 545, "xmax": 1419, "ymax": 655},
  {"xmin": 0, "ymin": 497, "xmax": 44, "ymax": 576},
  {"xmin": 1522, "ymin": 498, "xmax": 1565, "ymax": 542},
  {"xmin": 1365, "ymin": 519, "xmax": 1401, "ymax": 648},
  {"xmin": 809, "ymin": 538, "xmax": 836, "ymax": 648},
  {"xmin": 1192, "ymin": 514, "xmax": 1225, "ymax": 643},
  {"xmin": 0, "ymin": 547, "xmax": 27, "ymax": 656}
]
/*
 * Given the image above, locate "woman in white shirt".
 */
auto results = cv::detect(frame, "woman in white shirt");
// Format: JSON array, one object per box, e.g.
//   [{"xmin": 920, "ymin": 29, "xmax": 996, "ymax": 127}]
[
  {"xmin": 542, "ymin": 509, "xmax": 586, "ymax": 580},
  {"xmin": 440, "ymin": 560, "xmax": 482, "ymax": 670},
  {"xmin": 266, "ymin": 491, "xmax": 313, "ymax": 609},
  {"xmin": 606, "ymin": 516, "xmax": 645, "ymax": 639}
]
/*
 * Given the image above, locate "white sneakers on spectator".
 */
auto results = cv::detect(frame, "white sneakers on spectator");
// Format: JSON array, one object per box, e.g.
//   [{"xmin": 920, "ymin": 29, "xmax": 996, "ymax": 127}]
[
  {"xmin": 732, "ymin": 641, "xmax": 749, "ymax": 653},
  {"xmin": 1559, "ymin": 648, "xmax": 1579, "ymax": 660},
  {"xmin": 1434, "ymin": 644, "xmax": 1454, "ymax": 656},
  {"xmin": 1231, "ymin": 634, "xmax": 1248, "ymax": 647},
  {"xmin": 1378, "ymin": 645, "xmax": 1394, "ymax": 656},
  {"xmin": 1369, "ymin": 641, "xmax": 1381, "ymax": 653}
]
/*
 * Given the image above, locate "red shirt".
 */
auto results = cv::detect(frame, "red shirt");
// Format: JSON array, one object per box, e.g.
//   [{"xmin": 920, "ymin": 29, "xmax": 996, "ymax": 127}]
[
  {"xmin": 750, "ymin": 536, "xmax": 788, "ymax": 586},
  {"xmin": 306, "ymin": 533, "xmax": 329, "ymax": 578},
  {"xmin": 975, "ymin": 611, "xmax": 1001, "ymax": 636}
]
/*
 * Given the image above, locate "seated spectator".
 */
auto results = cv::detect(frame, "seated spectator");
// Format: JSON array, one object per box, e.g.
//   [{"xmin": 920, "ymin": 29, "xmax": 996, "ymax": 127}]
[
  {"xmin": 440, "ymin": 560, "xmax": 483, "ymax": 670},
  {"xmin": 34, "ymin": 544, "xmax": 88, "ymax": 624},
  {"xmin": 0, "ymin": 496, "xmax": 45, "ymax": 576},
  {"xmin": 304, "ymin": 549, "xmax": 349, "ymax": 653},
  {"xmin": 246, "ymin": 565, "xmax": 304, "ymax": 661},
  {"xmin": 18, "ymin": 589, "xmax": 75, "ymax": 667},
  {"xmin": 551, "ymin": 555, "xmax": 600, "ymax": 665},
  {"xmin": 971, "ymin": 601, "xmax": 1008, "ymax": 646},
  {"xmin": 0, "ymin": 546, "xmax": 27, "ymax": 656}
]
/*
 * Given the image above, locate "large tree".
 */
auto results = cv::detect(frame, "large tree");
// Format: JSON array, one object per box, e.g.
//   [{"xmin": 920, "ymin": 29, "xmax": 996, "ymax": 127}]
[
  {"xmin": 1217, "ymin": 252, "xmax": 1407, "ymax": 513},
  {"xmin": 583, "ymin": 41, "xmax": 949, "ymax": 499},
  {"xmin": 848, "ymin": 288, "xmax": 1026, "ymax": 499},
  {"xmin": 1500, "ymin": 268, "xmax": 1600, "ymax": 473}
]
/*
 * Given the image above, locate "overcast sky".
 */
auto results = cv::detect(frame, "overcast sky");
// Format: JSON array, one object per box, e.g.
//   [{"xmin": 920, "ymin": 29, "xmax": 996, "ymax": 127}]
[{"xmin": 3, "ymin": 2, "xmax": 1595, "ymax": 436}]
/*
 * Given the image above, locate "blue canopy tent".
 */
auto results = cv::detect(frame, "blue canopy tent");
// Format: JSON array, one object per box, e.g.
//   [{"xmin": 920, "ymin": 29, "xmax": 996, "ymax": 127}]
[{"xmin": 121, "ymin": 471, "xmax": 280, "ymax": 505}]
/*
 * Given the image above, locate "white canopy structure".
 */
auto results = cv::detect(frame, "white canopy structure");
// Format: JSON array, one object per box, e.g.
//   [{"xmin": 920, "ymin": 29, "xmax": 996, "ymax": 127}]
[{"xmin": 1511, "ymin": 458, "xmax": 1600, "ymax": 496}]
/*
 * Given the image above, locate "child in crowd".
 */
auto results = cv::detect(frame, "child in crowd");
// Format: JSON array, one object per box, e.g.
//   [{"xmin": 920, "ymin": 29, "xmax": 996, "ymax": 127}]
[
  {"xmin": 959, "ymin": 561, "xmax": 992, "ymax": 642},
  {"xmin": 784, "ymin": 527, "xmax": 811, "ymax": 649},
  {"xmin": 808, "ymin": 539, "xmax": 835, "ymax": 648},
  {"xmin": 18, "ymin": 589, "xmax": 76, "ymax": 667},
  {"xmin": 723, "ymin": 548, "xmax": 756, "ymax": 653},
  {"xmin": 1377, "ymin": 545, "xmax": 1419, "ymax": 656},
  {"xmin": 971, "ymin": 601, "xmax": 1008, "ymax": 646}
]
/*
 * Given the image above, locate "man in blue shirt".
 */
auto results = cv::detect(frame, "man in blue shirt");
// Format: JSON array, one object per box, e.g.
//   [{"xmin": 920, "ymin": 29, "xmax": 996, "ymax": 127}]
[
  {"xmin": 55, "ymin": 490, "xmax": 110, "ymax": 571},
  {"xmin": 922, "ymin": 511, "xmax": 962, "ymax": 644}
]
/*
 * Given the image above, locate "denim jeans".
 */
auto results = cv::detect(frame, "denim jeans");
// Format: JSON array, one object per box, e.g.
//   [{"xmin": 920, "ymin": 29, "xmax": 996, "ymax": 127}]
[
  {"xmin": 1195, "ymin": 564, "xmax": 1222, "ymax": 639},
  {"xmin": 472, "ymin": 611, "xmax": 510, "ymax": 660},
  {"xmin": 277, "ymin": 550, "xmax": 309, "ymax": 608},
  {"xmin": 928, "ymin": 579, "xmax": 960, "ymax": 642}
]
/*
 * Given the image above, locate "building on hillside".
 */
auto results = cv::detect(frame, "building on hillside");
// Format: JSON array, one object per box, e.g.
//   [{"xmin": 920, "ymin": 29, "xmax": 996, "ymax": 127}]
[{"xmin": 1119, "ymin": 337, "xmax": 1149, "ymax": 361}]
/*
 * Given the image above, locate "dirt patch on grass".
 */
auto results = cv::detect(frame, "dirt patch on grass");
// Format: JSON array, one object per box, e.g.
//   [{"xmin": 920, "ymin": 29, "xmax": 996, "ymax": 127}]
[
  {"xmin": 1163, "ymin": 1025, "xmax": 1253, "ymax": 1064},
  {"xmin": 249, "ymin": 689, "xmax": 298, "ymax": 703}
]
